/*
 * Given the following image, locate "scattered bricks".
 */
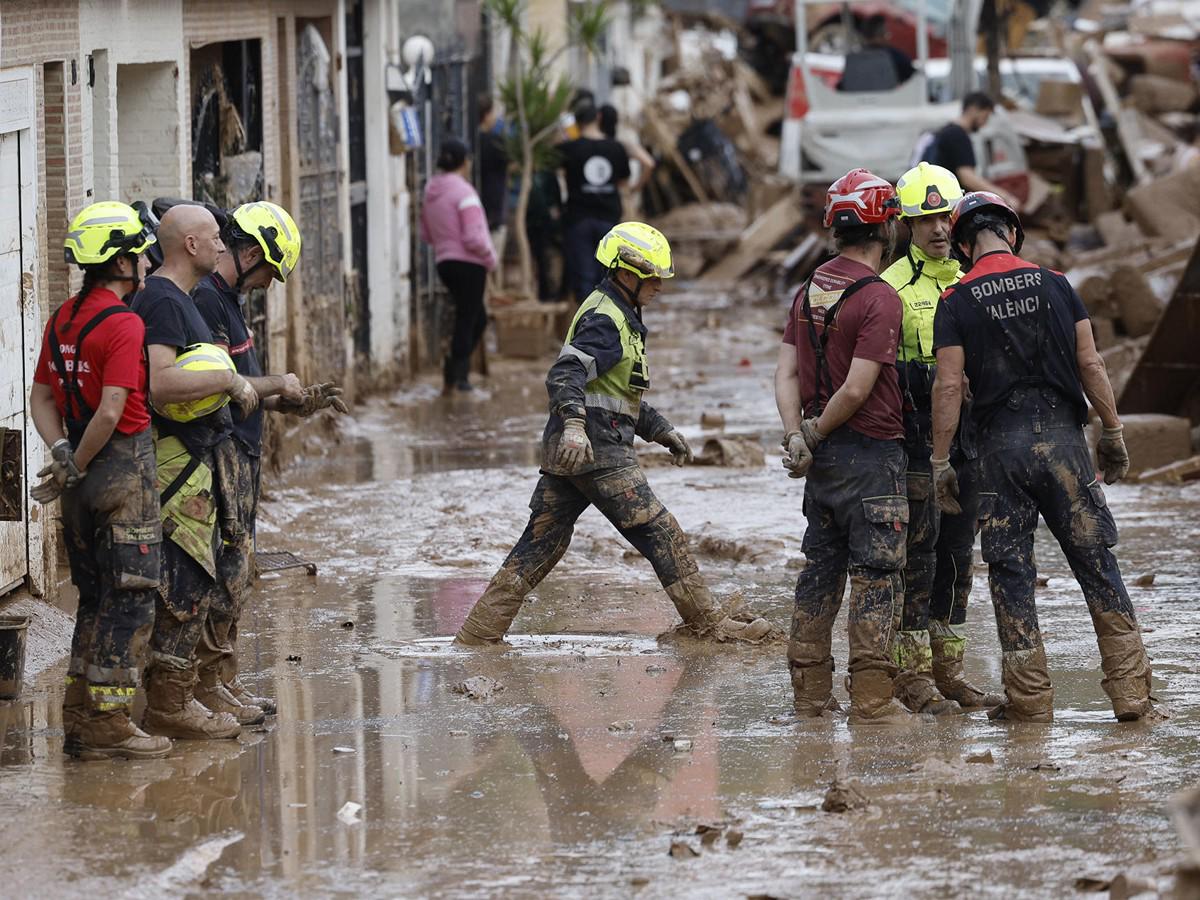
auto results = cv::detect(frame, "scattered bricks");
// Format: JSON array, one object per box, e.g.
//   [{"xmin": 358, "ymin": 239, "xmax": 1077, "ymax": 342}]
[
  {"xmin": 1128, "ymin": 74, "xmax": 1199, "ymax": 115},
  {"xmin": 1090, "ymin": 414, "xmax": 1193, "ymax": 477},
  {"xmin": 1111, "ymin": 265, "xmax": 1163, "ymax": 338}
]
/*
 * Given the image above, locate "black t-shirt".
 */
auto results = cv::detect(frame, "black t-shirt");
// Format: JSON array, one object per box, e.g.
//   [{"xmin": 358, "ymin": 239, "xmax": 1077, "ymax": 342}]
[
  {"xmin": 933, "ymin": 251, "xmax": 1090, "ymax": 428},
  {"xmin": 558, "ymin": 136, "xmax": 630, "ymax": 223},
  {"xmin": 131, "ymin": 274, "xmax": 232, "ymax": 451},
  {"xmin": 478, "ymin": 129, "xmax": 508, "ymax": 230},
  {"xmin": 194, "ymin": 272, "xmax": 264, "ymax": 457},
  {"xmin": 928, "ymin": 122, "xmax": 976, "ymax": 174}
]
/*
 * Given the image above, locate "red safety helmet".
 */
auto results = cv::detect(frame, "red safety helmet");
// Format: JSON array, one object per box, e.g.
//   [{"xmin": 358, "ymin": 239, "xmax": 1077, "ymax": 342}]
[
  {"xmin": 823, "ymin": 168, "xmax": 900, "ymax": 229},
  {"xmin": 949, "ymin": 191, "xmax": 1024, "ymax": 254}
]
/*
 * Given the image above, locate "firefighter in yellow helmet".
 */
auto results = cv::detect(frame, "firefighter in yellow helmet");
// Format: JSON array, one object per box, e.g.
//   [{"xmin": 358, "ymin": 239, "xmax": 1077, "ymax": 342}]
[
  {"xmin": 881, "ymin": 163, "xmax": 1003, "ymax": 713},
  {"xmin": 455, "ymin": 223, "xmax": 772, "ymax": 645},
  {"xmin": 28, "ymin": 201, "xmax": 169, "ymax": 759},
  {"xmin": 191, "ymin": 200, "xmax": 346, "ymax": 723}
]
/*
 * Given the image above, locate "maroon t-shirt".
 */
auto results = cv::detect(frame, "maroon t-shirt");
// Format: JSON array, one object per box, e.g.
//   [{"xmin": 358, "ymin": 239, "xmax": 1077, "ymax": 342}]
[{"xmin": 782, "ymin": 255, "xmax": 904, "ymax": 440}]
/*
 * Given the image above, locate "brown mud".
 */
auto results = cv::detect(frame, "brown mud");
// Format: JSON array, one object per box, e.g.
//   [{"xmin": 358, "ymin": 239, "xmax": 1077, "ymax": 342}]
[{"xmin": 1, "ymin": 290, "xmax": 1199, "ymax": 897}]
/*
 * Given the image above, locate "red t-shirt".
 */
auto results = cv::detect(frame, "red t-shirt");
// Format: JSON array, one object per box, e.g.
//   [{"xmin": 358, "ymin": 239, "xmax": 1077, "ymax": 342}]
[
  {"xmin": 33, "ymin": 288, "xmax": 150, "ymax": 435},
  {"xmin": 782, "ymin": 255, "xmax": 904, "ymax": 440}
]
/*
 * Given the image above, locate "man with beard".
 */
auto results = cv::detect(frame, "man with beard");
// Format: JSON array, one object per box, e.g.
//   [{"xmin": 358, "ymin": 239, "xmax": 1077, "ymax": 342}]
[{"xmin": 918, "ymin": 93, "xmax": 1020, "ymax": 210}]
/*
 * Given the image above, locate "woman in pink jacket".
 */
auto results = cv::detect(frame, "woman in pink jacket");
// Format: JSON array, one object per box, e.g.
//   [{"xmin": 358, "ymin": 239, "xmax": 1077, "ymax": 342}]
[{"xmin": 420, "ymin": 138, "xmax": 498, "ymax": 392}]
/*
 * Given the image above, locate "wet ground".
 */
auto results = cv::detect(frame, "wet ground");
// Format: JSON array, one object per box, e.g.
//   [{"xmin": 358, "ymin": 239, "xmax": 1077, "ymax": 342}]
[{"xmin": 2, "ymin": 287, "xmax": 1200, "ymax": 898}]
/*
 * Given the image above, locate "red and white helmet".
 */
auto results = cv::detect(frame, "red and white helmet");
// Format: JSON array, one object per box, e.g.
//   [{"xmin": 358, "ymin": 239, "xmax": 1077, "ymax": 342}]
[{"xmin": 823, "ymin": 168, "xmax": 900, "ymax": 229}]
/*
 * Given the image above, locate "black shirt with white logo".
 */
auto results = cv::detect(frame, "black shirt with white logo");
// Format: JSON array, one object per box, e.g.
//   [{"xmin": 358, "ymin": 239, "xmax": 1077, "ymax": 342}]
[
  {"xmin": 559, "ymin": 136, "xmax": 630, "ymax": 223},
  {"xmin": 933, "ymin": 251, "xmax": 1090, "ymax": 428},
  {"xmin": 195, "ymin": 272, "xmax": 265, "ymax": 457},
  {"xmin": 131, "ymin": 274, "xmax": 232, "ymax": 452}
]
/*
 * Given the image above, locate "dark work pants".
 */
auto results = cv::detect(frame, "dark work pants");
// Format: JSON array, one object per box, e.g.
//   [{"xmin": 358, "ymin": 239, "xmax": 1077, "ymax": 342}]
[
  {"xmin": 61, "ymin": 431, "xmax": 161, "ymax": 686},
  {"xmin": 528, "ymin": 222, "xmax": 558, "ymax": 302},
  {"xmin": 930, "ymin": 453, "xmax": 981, "ymax": 627},
  {"xmin": 564, "ymin": 216, "xmax": 616, "ymax": 303},
  {"xmin": 791, "ymin": 430, "xmax": 908, "ymax": 676},
  {"xmin": 978, "ymin": 398, "xmax": 1136, "ymax": 654},
  {"xmin": 437, "ymin": 260, "xmax": 488, "ymax": 382},
  {"xmin": 900, "ymin": 442, "xmax": 938, "ymax": 633},
  {"xmin": 502, "ymin": 466, "xmax": 697, "ymax": 591}
]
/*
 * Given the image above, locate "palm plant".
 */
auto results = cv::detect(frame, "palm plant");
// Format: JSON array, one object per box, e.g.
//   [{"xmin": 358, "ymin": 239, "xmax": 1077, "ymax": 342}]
[{"xmin": 487, "ymin": 0, "xmax": 610, "ymax": 298}]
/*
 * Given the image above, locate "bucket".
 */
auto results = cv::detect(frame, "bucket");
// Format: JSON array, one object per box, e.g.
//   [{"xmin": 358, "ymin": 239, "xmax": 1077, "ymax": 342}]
[{"xmin": 0, "ymin": 616, "xmax": 30, "ymax": 700}]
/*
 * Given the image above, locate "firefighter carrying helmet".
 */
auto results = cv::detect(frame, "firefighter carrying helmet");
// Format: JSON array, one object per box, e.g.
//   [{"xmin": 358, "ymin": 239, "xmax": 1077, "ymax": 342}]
[{"xmin": 154, "ymin": 343, "xmax": 235, "ymax": 423}]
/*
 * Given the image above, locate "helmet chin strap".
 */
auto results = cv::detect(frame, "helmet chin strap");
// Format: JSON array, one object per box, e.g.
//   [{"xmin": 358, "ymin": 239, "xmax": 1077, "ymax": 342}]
[
  {"xmin": 609, "ymin": 265, "xmax": 646, "ymax": 307},
  {"xmin": 231, "ymin": 246, "xmax": 268, "ymax": 292},
  {"xmin": 110, "ymin": 253, "xmax": 140, "ymax": 302}
]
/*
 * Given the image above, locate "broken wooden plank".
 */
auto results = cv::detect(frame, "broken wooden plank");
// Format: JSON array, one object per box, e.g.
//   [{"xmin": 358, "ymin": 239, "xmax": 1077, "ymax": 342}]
[
  {"xmin": 643, "ymin": 114, "xmax": 710, "ymax": 205},
  {"xmin": 1137, "ymin": 454, "xmax": 1200, "ymax": 484},
  {"xmin": 703, "ymin": 195, "xmax": 804, "ymax": 283},
  {"xmin": 1085, "ymin": 40, "xmax": 1151, "ymax": 185}
]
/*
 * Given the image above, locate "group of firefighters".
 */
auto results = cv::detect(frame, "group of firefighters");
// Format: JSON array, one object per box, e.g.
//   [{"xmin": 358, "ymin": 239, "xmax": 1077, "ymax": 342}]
[
  {"xmin": 33, "ymin": 158, "xmax": 1160, "ymax": 763},
  {"xmin": 31, "ymin": 197, "xmax": 345, "ymax": 760},
  {"xmin": 456, "ymin": 161, "xmax": 1162, "ymax": 727}
]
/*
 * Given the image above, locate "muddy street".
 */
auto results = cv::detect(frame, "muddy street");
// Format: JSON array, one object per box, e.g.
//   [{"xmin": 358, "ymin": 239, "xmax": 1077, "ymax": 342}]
[{"xmin": 2, "ymin": 291, "xmax": 1199, "ymax": 898}]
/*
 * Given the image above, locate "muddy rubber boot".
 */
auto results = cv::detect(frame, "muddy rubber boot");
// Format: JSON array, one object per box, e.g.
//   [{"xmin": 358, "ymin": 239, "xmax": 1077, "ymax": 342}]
[
  {"xmin": 143, "ymin": 659, "xmax": 242, "ymax": 740},
  {"xmin": 454, "ymin": 567, "xmax": 532, "ymax": 645},
  {"xmin": 892, "ymin": 630, "xmax": 961, "ymax": 716},
  {"xmin": 987, "ymin": 646, "xmax": 1054, "ymax": 723},
  {"xmin": 848, "ymin": 668, "xmax": 927, "ymax": 725},
  {"xmin": 62, "ymin": 674, "xmax": 89, "ymax": 750},
  {"xmin": 70, "ymin": 683, "xmax": 172, "ymax": 761},
  {"xmin": 929, "ymin": 621, "xmax": 1005, "ymax": 709},
  {"xmin": 712, "ymin": 614, "xmax": 773, "ymax": 643},
  {"xmin": 663, "ymin": 573, "xmax": 773, "ymax": 642},
  {"xmin": 1094, "ymin": 613, "xmax": 1166, "ymax": 722},
  {"xmin": 196, "ymin": 665, "xmax": 265, "ymax": 727},
  {"xmin": 788, "ymin": 645, "xmax": 842, "ymax": 718}
]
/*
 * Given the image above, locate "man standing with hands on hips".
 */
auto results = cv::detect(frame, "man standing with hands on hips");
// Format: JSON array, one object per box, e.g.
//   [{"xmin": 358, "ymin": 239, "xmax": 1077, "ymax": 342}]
[{"xmin": 930, "ymin": 191, "xmax": 1161, "ymax": 723}]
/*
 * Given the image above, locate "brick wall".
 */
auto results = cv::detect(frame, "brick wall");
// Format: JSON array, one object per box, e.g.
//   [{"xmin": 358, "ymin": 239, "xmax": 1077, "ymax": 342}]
[
  {"xmin": 41, "ymin": 62, "xmax": 70, "ymax": 306},
  {"xmin": 116, "ymin": 62, "xmax": 181, "ymax": 200}
]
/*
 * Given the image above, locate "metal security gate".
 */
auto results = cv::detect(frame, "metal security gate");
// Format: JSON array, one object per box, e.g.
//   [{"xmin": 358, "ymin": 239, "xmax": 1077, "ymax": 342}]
[
  {"xmin": 0, "ymin": 70, "xmax": 39, "ymax": 597},
  {"xmin": 296, "ymin": 22, "xmax": 346, "ymax": 382}
]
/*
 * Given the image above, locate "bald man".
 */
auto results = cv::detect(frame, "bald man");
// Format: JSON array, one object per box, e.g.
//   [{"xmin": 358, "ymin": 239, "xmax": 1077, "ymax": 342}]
[{"xmin": 131, "ymin": 203, "xmax": 263, "ymax": 741}]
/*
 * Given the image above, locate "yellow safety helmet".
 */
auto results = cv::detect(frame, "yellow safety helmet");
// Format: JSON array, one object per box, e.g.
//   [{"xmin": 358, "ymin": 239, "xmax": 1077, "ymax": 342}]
[
  {"xmin": 596, "ymin": 222, "xmax": 674, "ymax": 280},
  {"xmin": 228, "ymin": 201, "xmax": 302, "ymax": 282},
  {"xmin": 895, "ymin": 162, "xmax": 963, "ymax": 218},
  {"xmin": 154, "ymin": 343, "xmax": 234, "ymax": 422},
  {"xmin": 63, "ymin": 201, "xmax": 156, "ymax": 266}
]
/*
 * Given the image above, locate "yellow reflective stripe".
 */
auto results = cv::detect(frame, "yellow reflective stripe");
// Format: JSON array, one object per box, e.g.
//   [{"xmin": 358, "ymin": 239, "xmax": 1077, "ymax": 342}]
[{"xmin": 87, "ymin": 685, "xmax": 136, "ymax": 709}]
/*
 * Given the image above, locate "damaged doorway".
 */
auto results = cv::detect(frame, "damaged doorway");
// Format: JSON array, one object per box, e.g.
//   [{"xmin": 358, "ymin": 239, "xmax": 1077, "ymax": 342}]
[{"xmin": 190, "ymin": 39, "xmax": 269, "ymax": 371}]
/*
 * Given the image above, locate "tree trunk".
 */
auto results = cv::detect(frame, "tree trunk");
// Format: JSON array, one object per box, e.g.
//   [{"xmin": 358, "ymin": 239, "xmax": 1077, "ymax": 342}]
[{"xmin": 513, "ymin": 144, "xmax": 535, "ymax": 299}]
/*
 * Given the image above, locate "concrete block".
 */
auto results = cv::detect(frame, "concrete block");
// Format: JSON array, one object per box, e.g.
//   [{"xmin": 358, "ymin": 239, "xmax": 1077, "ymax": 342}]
[{"xmin": 1111, "ymin": 265, "xmax": 1163, "ymax": 337}]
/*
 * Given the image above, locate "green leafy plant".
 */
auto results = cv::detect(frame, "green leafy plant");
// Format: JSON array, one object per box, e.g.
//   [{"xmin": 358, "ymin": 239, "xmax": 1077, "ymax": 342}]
[{"xmin": 487, "ymin": 0, "xmax": 609, "ymax": 298}]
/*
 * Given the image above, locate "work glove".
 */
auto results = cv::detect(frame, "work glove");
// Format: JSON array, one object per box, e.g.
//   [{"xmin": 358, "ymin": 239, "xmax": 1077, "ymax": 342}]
[
  {"xmin": 556, "ymin": 418, "xmax": 593, "ymax": 473},
  {"xmin": 31, "ymin": 439, "xmax": 85, "ymax": 504},
  {"xmin": 781, "ymin": 431, "xmax": 814, "ymax": 479},
  {"xmin": 278, "ymin": 382, "xmax": 350, "ymax": 417},
  {"xmin": 799, "ymin": 417, "xmax": 827, "ymax": 451},
  {"xmin": 1096, "ymin": 424, "xmax": 1129, "ymax": 485},
  {"xmin": 228, "ymin": 373, "xmax": 260, "ymax": 415},
  {"xmin": 657, "ymin": 430, "xmax": 693, "ymax": 467},
  {"xmin": 931, "ymin": 455, "xmax": 961, "ymax": 515}
]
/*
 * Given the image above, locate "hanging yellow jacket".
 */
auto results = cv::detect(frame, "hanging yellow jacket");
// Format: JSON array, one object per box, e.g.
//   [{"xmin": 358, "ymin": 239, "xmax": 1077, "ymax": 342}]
[{"xmin": 154, "ymin": 434, "xmax": 218, "ymax": 579}]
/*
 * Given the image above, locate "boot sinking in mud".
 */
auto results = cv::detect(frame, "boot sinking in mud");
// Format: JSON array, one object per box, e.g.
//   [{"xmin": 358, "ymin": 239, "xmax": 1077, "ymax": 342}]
[
  {"xmin": 848, "ymin": 669, "xmax": 933, "ymax": 726},
  {"xmin": 788, "ymin": 647, "xmax": 843, "ymax": 718},
  {"xmin": 665, "ymin": 573, "xmax": 774, "ymax": 644},
  {"xmin": 987, "ymin": 645, "xmax": 1054, "ymax": 723},
  {"xmin": 892, "ymin": 630, "xmax": 961, "ymax": 716},
  {"xmin": 1094, "ymin": 611, "xmax": 1168, "ymax": 723},
  {"xmin": 929, "ymin": 621, "xmax": 1005, "ymax": 709}
]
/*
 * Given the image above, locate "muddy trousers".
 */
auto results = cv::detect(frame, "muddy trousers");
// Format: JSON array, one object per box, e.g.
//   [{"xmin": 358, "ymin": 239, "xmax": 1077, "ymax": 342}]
[
  {"xmin": 979, "ymin": 401, "xmax": 1153, "ymax": 720},
  {"xmin": 456, "ymin": 465, "xmax": 723, "ymax": 643},
  {"xmin": 893, "ymin": 450, "xmax": 942, "ymax": 708},
  {"xmin": 198, "ymin": 446, "xmax": 259, "ymax": 686},
  {"xmin": 60, "ymin": 431, "xmax": 162, "ymax": 716},
  {"xmin": 789, "ymin": 431, "xmax": 907, "ymax": 715}
]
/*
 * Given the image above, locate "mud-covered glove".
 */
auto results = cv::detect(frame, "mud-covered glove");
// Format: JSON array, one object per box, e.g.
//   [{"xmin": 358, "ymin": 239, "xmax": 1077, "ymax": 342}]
[
  {"xmin": 278, "ymin": 382, "xmax": 350, "ymax": 417},
  {"xmin": 31, "ymin": 439, "xmax": 85, "ymax": 503},
  {"xmin": 932, "ymin": 455, "xmax": 961, "ymax": 515},
  {"xmin": 782, "ymin": 431, "xmax": 814, "ymax": 479},
  {"xmin": 657, "ymin": 430, "xmax": 693, "ymax": 467},
  {"xmin": 1097, "ymin": 424, "xmax": 1129, "ymax": 485},
  {"xmin": 556, "ymin": 418, "xmax": 593, "ymax": 473},
  {"xmin": 799, "ymin": 417, "xmax": 827, "ymax": 451},
  {"xmin": 228, "ymin": 373, "xmax": 260, "ymax": 415}
]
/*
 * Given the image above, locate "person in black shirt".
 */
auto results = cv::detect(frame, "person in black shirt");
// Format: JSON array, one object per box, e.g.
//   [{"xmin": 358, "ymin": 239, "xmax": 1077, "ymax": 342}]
[
  {"xmin": 920, "ymin": 93, "xmax": 1020, "ymax": 210},
  {"xmin": 478, "ymin": 95, "xmax": 509, "ymax": 286},
  {"xmin": 132, "ymin": 203, "xmax": 255, "ymax": 742},
  {"xmin": 193, "ymin": 200, "xmax": 345, "ymax": 721},
  {"xmin": 558, "ymin": 101, "xmax": 631, "ymax": 302},
  {"xmin": 931, "ymin": 192, "xmax": 1159, "ymax": 724}
]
